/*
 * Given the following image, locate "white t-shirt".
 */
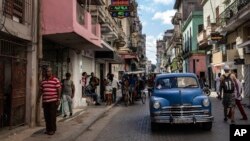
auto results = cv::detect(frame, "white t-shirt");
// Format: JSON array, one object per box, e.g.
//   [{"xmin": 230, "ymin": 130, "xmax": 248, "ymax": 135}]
[{"xmin": 111, "ymin": 79, "xmax": 118, "ymax": 88}]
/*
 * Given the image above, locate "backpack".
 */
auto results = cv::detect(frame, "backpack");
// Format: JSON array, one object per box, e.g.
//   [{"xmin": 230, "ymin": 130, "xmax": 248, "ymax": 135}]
[{"xmin": 222, "ymin": 74, "xmax": 235, "ymax": 93}]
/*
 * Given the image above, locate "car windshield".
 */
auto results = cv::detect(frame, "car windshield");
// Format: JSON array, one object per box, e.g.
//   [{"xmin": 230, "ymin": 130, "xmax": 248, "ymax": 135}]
[{"xmin": 155, "ymin": 76, "xmax": 199, "ymax": 89}]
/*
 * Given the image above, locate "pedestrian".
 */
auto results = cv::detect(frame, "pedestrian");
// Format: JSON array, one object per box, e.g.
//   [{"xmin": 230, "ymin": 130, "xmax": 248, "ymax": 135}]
[
  {"xmin": 197, "ymin": 75, "xmax": 204, "ymax": 89},
  {"xmin": 81, "ymin": 72, "xmax": 88, "ymax": 97},
  {"xmin": 89, "ymin": 72, "xmax": 95, "ymax": 85},
  {"xmin": 85, "ymin": 80, "xmax": 101, "ymax": 105},
  {"xmin": 215, "ymin": 73, "xmax": 222, "ymax": 100},
  {"xmin": 89, "ymin": 72, "xmax": 99, "ymax": 93},
  {"xmin": 220, "ymin": 65, "xmax": 240, "ymax": 123},
  {"xmin": 110, "ymin": 74, "xmax": 119, "ymax": 102},
  {"xmin": 61, "ymin": 72, "xmax": 75, "ymax": 118},
  {"xmin": 232, "ymin": 71, "xmax": 248, "ymax": 120},
  {"xmin": 38, "ymin": 67, "xmax": 61, "ymax": 135}
]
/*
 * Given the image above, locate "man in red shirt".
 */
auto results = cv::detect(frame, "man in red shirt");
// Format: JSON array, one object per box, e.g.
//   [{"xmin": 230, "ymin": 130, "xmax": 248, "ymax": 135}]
[{"xmin": 39, "ymin": 67, "xmax": 61, "ymax": 135}]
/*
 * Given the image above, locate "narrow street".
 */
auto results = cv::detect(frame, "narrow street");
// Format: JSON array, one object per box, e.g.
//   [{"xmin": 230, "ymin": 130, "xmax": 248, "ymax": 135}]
[{"xmin": 76, "ymin": 93, "xmax": 250, "ymax": 141}]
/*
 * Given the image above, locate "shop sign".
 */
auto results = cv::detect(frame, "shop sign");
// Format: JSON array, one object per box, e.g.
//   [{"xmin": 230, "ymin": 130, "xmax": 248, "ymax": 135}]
[{"xmin": 108, "ymin": 0, "xmax": 134, "ymax": 18}]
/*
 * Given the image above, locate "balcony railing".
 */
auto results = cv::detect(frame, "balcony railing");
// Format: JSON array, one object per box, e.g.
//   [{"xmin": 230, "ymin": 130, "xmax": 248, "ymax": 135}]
[
  {"xmin": 3, "ymin": 0, "xmax": 32, "ymax": 24},
  {"xmin": 197, "ymin": 30, "xmax": 207, "ymax": 43},
  {"xmin": 219, "ymin": 0, "xmax": 250, "ymax": 27}
]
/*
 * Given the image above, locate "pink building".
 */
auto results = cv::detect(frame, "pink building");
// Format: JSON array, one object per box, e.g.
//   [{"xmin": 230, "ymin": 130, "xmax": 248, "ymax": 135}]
[
  {"xmin": 188, "ymin": 54, "xmax": 206, "ymax": 78},
  {"xmin": 41, "ymin": 0, "xmax": 103, "ymax": 108},
  {"xmin": 42, "ymin": 0, "xmax": 102, "ymax": 49}
]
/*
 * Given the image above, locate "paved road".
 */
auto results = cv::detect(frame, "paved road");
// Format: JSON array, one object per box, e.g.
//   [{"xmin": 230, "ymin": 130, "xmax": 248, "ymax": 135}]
[{"xmin": 76, "ymin": 93, "xmax": 250, "ymax": 141}]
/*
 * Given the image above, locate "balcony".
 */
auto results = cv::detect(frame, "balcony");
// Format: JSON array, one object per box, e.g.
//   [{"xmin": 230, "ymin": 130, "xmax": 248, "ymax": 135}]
[
  {"xmin": 89, "ymin": 2, "xmax": 122, "ymax": 42},
  {"xmin": 77, "ymin": 0, "xmax": 105, "ymax": 5},
  {"xmin": 227, "ymin": 49, "xmax": 240, "ymax": 62},
  {"xmin": 212, "ymin": 51, "xmax": 223, "ymax": 64},
  {"xmin": 206, "ymin": 23, "xmax": 217, "ymax": 37},
  {"xmin": 90, "ymin": 5, "xmax": 106, "ymax": 23},
  {"xmin": 1, "ymin": 0, "xmax": 33, "ymax": 40},
  {"xmin": 197, "ymin": 30, "xmax": 207, "ymax": 48},
  {"xmin": 42, "ymin": 0, "xmax": 101, "ymax": 50},
  {"xmin": 219, "ymin": 0, "xmax": 250, "ymax": 32}
]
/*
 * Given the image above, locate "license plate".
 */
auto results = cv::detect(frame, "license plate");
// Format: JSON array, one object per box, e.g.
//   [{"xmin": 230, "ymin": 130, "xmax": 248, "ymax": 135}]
[{"xmin": 174, "ymin": 118, "xmax": 192, "ymax": 123}]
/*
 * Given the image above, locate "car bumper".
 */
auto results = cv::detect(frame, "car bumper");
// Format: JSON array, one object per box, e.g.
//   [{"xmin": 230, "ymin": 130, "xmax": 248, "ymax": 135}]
[{"xmin": 151, "ymin": 115, "xmax": 214, "ymax": 124}]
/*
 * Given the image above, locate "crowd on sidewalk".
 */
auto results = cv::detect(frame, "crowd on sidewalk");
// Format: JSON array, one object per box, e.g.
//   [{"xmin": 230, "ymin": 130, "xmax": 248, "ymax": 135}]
[{"xmin": 38, "ymin": 67, "xmax": 120, "ymax": 136}]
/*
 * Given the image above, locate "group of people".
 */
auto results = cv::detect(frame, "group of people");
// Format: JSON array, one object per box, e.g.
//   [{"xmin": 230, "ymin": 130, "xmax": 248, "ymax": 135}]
[
  {"xmin": 121, "ymin": 73, "xmax": 147, "ymax": 100},
  {"xmin": 215, "ymin": 65, "xmax": 248, "ymax": 124},
  {"xmin": 38, "ymin": 67, "xmax": 120, "ymax": 135},
  {"xmin": 81, "ymin": 72, "xmax": 101, "ymax": 105}
]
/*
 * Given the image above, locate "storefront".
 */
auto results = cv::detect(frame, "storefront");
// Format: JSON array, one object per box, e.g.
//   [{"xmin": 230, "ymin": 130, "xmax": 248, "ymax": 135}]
[{"xmin": 40, "ymin": 39, "xmax": 70, "ymax": 81}]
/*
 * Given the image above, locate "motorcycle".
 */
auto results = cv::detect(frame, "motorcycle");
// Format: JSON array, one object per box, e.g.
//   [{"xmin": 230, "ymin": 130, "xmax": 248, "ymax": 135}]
[{"xmin": 203, "ymin": 82, "xmax": 211, "ymax": 96}]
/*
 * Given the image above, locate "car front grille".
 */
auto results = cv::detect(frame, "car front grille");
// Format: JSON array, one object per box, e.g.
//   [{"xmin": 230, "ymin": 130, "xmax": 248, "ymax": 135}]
[{"xmin": 159, "ymin": 105, "xmax": 207, "ymax": 117}]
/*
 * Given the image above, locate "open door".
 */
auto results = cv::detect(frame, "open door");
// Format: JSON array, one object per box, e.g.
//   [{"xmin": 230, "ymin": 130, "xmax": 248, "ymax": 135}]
[
  {"xmin": 0, "ymin": 61, "xmax": 4, "ymax": 128},
  {"xmin": 10, "ymin": 59, "xmax": 26, "ymax": 128}
]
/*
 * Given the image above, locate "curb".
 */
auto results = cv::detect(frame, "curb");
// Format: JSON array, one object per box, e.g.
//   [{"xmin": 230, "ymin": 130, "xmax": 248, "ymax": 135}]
[{"xmin": 61, "ymin": 97, "xmax": 122, "ymax": 141}]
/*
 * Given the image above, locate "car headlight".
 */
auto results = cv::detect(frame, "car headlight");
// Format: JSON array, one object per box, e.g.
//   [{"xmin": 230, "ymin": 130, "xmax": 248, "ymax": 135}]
[
  {"xmin": 202, "ymin": 99, "xmax": 210, "ymax": 107},
  {"xmin": 153, "ymin": 101, "xmax": 161, "ymax": 109}
]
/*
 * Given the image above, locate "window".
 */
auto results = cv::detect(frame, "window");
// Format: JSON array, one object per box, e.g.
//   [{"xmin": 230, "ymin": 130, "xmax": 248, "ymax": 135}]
[
  {"xmin": 216, "ymin": 6, "xmax": 220, "ymax": 24},
  {"xmin": 207, "ymin": 16, "xmax": 211, "ymax": 26},
  {"xmin": 155, "ymin": 76, "xmax": 198, "ymax": 89},
  {"xmin": 189, "ymin": 27, "xmax": 192, "ymax": 51},
  {"xmin": 4, "ymin": 0, "xmax": 25, "ymax": 23}
]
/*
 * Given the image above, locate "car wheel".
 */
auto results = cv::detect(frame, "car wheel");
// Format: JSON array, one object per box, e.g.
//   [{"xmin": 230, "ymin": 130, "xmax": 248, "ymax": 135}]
[
  {"xmin": 151, "ymin": 122, "xmax": 159, "ymax": 131},
  {"xmin": 202, "ymin": 122, "xmax": 212, "ymax": 131}
]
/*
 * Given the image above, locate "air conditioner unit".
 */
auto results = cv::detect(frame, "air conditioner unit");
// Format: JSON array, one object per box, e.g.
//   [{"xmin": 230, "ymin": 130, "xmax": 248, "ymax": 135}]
[{"xmin": 245, "ymin": 46, "xmax": 250, "ymax": 54}]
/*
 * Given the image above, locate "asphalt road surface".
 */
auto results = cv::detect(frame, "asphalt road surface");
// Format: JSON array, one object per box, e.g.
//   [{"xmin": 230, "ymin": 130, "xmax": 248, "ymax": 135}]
[{"xmin": 76, "ymin": 94, "xmax": 250, "ymax": 141}]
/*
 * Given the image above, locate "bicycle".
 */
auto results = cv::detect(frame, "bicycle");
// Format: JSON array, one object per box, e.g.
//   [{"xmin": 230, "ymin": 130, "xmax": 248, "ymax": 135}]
[{"xmin": 123, "ymin": 87, "xmax": 130, "ymax": 106}]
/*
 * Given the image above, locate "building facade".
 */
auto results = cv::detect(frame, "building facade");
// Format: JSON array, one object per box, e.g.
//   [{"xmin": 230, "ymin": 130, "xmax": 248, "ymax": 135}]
[
  {"xmin": 217, "ymin": 0, "xmax": 250, "ymax": 97},
  {"xmin": 0, "ymin": 0, "xmax": 39, "ymax": 129},
  {"xmin": 182, "ymin": 11, "xmax": 206, "ymax": 78}
]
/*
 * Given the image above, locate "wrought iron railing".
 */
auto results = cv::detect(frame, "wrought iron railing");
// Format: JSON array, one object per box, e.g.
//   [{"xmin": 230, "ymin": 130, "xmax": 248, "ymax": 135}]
[
  {"xmin": 3, "ymin": 0, "xmax": 32, "ymax": 24},
  {"xmin": 219, "ymin": 0, "xmax": 250, "ymax": 26}
]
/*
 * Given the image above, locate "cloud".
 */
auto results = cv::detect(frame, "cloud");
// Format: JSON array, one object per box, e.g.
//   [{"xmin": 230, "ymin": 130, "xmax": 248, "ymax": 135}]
[
  {"xmin": 146, "ymin": 35, "xmax": 157, "ymax": 64},
  {"xmin": 138, "ymin": 5, "xmax": 156, "ymax": 13},
  {"xmin": 153, "ymin": 0, "xmax": 174, "ymax": 5},
  {"xmin": 152, "ymin": 10, "xmax": 176, "ymax": 25},
  {"xmin": 141, "ymin": 20, "xmax": 147, "ymax": 27}
]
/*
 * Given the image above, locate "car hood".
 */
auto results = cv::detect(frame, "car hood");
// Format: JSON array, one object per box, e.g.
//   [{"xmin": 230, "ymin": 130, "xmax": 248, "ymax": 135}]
[{"xmin": 153, "ymin": 88, "xmax": 202, "ymax": 106}]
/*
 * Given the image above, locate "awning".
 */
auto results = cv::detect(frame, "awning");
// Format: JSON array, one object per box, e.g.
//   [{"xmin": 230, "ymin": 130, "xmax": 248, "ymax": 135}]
[
  {"xmin": 120, "ymin": 53, "xmax": 139, "ymax": 62},
  {"xmin": 95, "ymin": 51, "xmax": 124, "ymax": 64},
  {"xmin": 237, "ymin": 40, "xmax": 250, "ymax": 48}
]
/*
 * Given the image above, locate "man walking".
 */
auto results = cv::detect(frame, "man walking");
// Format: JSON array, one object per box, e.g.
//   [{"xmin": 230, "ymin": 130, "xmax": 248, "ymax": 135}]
[
  {"xmin": 110, "ymin": 74, "xmax": 119, "ymax": 102},
  {"xmin": 39, "ymin": 67, "xmax": 61, "ymax": 135},
  {"xmin": 220, "ymin": 65, "xmax": 239, "ymax": 124},
  {"xmin": 62, "ymin": 73, "xmax": 75, "ymax": 118}
]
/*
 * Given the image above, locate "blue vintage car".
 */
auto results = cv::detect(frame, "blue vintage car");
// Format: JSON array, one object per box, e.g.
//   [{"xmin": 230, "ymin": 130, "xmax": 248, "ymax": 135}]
[{"xmin": 149, "ymin": 73, "xmax": 213, "ymax": 131}]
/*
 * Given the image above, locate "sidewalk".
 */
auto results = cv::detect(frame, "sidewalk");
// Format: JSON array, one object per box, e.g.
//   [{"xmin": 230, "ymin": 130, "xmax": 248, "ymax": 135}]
[{"xmin": 0, "ymin": 96, "xmax": 122, "ymax": 141}]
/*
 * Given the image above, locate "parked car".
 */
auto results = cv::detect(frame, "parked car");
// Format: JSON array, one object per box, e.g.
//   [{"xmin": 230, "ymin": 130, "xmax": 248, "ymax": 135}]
[{"xmin": 149, "ymin": 73, "xmax": 213, "ymax": 131}]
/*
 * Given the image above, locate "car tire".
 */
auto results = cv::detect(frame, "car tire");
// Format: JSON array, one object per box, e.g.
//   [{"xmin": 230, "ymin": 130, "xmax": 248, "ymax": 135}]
[
  {"xmin": 202, "ymin": 122, "xmax": 212, "ymax": 131},
  {"xmin": 151, "ymin": 122, "xmax": 159, "ymax": 132}
]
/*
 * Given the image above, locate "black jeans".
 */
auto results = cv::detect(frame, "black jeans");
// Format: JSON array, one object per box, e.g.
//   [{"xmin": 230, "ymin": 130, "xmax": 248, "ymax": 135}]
[{"xmin": 43, "ymin": 101, "xmax": 57, "ymax": 132}]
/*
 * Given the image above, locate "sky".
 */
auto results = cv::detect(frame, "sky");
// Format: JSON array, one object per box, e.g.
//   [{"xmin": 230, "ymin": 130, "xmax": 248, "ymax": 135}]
[{"xmin": 137, "ymin": 0, "xmax": 176, "ymax": 64}]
